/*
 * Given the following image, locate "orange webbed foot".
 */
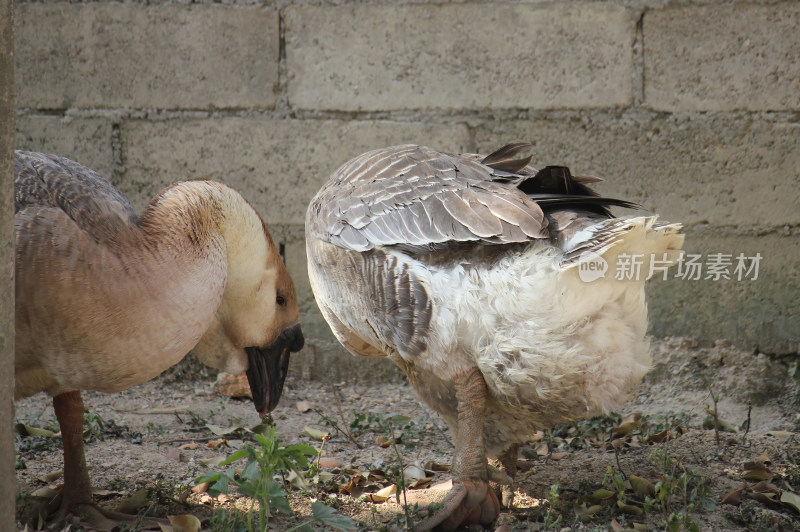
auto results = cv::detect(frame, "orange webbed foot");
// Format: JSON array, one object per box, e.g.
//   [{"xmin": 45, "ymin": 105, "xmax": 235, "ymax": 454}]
[{"xmin": 413, "ymin": 479, "xmax": 500, "ymax": 531}]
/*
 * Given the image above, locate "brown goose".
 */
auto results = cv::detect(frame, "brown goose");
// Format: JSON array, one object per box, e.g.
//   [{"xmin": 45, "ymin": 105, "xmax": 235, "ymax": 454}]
[
  {"xmin": 14, "ymin": 151, "xmax": 304, "ymax": 527},
  {"xmin": 306, "ymin": 143, "xmax": 683, "ymax": 530}
]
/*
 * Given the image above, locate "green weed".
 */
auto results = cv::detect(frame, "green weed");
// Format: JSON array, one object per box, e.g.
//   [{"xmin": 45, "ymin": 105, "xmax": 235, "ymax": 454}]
[
  {"xmin": 644, "ymin": 448, "xmax": 715, "ymax": 532},
  {"xmin": 197, "ymin": 426, "xmax": 356, "ymax": 532}
]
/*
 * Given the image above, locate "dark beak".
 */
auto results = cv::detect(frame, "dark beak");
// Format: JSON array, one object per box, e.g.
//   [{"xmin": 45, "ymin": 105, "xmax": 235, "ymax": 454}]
[{"xmin": 245, "ymin": 324, "xmax": 304, "ymax": 417}]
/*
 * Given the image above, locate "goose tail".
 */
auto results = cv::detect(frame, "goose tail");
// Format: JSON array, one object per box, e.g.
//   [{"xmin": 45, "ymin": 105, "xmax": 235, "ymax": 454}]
[{"xmin": 561, "ymin": 216, "xmax": 684, "ymax": 283}]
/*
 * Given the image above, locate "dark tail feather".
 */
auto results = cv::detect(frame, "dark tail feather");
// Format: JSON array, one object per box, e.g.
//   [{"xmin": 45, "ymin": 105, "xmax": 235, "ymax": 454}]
[
  {"xmin": 483, "ymin": 145, "xmax": 639, "ymax": 217},
  {"xmin": 531, "ymin": 194, "xmax": 639, "ymax": 211},
  {"xmin": 522, "ymin": 166, "xmax": 639, "ymax": 216},
  {"xmin": 481, "ymin": 142, "xmax": 534, "ymax": 174}
]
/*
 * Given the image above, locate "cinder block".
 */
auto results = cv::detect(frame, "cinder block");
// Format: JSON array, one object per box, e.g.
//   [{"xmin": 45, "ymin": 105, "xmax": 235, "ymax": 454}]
[
  {"xmin": 14, "ymin": 115, "xmax": 115, "ymax": 178},
  {"xmin": 119, "ymin": 118, "xmax": 470, "ymax": 221},
  {"xmin": 474, "ymin": 114, "xmax": 800, "ymax": 229},
  {"xmin": 285, "ymin": 3, "xmax": 635, "ymax": 111},
  {"xmin": 15, "ymin": 4, "xmax": 279, "ymax": 109},
  {"xmin": 647, "ymin": 232, "xmax": 799, "ymax": 354},
  {"xmin": 644, "ymin": 4, "xmax": 800, "ymax": 111}
]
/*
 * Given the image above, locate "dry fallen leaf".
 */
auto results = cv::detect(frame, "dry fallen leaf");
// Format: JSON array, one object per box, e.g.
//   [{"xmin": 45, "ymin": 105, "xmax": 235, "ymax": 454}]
[
  {"xmin": 166, "ymin": 514, "xmax": 202, "ymax": 532},
  {"xmin": 646, "ymin": 429, "xmax": 675, "ymax": 444},
  {"xmin": 404, "ymin": 464, "xmax": 427, "ymax": 481},
  {"xmin": 742, "ymin": 461, "xmax": 772, "ymax": 481},
  {"xmin": 575, "ymin": 503, "xmax": 602, "ymax": 523},
  {"xmin": 365, "ymin": 484, "xmax": 397, "ymax": 503},
  {"xmin": 751, "ymin": 481, "xmax": 780, "ymax": 494},
  {"xmin": 536, "ymin": 442, "xmax": 549, "ymax": 457},
  {"xmin": 296, "ymin": 400, "xmax": 313, "ymax": 413},
  {"xmin": 37, "ymin": 469, "xmax": 63, "ymax": 484},
  {"xmin": 114, "ymin": 488, "xmax": 149, "ymax": 514},
  {"xmin": 191, "ymin": 481, "xmax": 211, "ymax": 494},
  {"xmin": 286, "ymin": 470, "xmax": 309, "ymax": 490},
  {"xmin": 340, "ymin": 476, "xmax": 366, "ymax": 497},
  {"xmin": 424, "ymin": 461, "xmax": 451, "ymax": 473},
  {"xmin": 616, "ymin": 499, "xmax": 643, "ymax": 516},
  {"xmin": 92, "ymin": 489, "xmax": 123, "ymax": 498},
  {"xmin": 409, "ymin": 477, "xmax": 432, "ymax": 489},
  {"xmin": 548, "ymin": 452, "xmax": 569, "ymax": 461},
  {"xmin": 586, "ymin": 488, "xmax": 615, "ymax": 504},
  {"xmin": 303, "ymin": 425, "xmax": 330, "ymax": 440},
  {"xmin": 780, "ymin": 490, "xmax": 800, "ymax": 513},
  {"xmin": 207, "ymin": 439, "xmax": 229, "ymax": 449},
  {"xmin": 178, "ymin": 443, "xmax": 199, "ymax": 450},
  {"xmin": 748, "ymin": 491, "xmax": 779, "ymax": 508},
  {"xmin": 720, "ymin": 484, "xmax": 746, "ymax": 506},
  {"xmin": 614, "ymin": 412, "xmax": 643, "ymax": 437},
  {"xmin": 765, "ymin": 431, "xmax": 794, "ymax": 440},
  {"xmin": 530, "ymin": 430, "xmax": 545, "ymax": 443},
  {"xmin": 629, "ymin": 475, "xmax": 655, "ymax": 497},
  {"xmin": 30, "ymin": 487, "xmax": 58, "ymax": 499},
  {"xmin": 16, "ymin": 423, "xmax": 56, "ymax": 438}
]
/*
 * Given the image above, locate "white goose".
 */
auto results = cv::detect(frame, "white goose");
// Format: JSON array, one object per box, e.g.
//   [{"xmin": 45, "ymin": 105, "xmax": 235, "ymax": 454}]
[
  {"xmin": 306, "ymin": 143, "xmax": 683, "ymax": 530},
  {"xmin": 15, "ymin": 151, "xmax": 304, "ymax": 527}
]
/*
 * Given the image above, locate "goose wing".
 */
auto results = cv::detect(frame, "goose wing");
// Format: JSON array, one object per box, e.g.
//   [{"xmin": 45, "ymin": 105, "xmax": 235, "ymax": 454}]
[
  {"xmin": 308, "ymin": 144, "xmax": 552, "ymax": 252},
  {"xmin": 15, "ymin": 151, "xmax": 138, "ymax": 244},
  {"xmin": 308, "ymin": 144, "xmax": 635, "ymax": 252}
]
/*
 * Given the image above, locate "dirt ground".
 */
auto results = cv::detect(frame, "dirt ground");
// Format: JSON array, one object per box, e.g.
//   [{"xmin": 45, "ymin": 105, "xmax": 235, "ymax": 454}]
[{"xmin": 14, "ymin": 337, "xmax": 800, "ymax": 531}]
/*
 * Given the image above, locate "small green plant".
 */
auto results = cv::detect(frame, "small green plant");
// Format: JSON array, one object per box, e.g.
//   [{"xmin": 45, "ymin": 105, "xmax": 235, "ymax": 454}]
[
  {"xmin": 603, "ymin": 466, "xmax": 627, "ymax": 499},
  {"xmin": 185, "ymin": 409, "xmax": 212, "ymax": 428},
  {"xmin": 83, "ymin": 412, "xmax": 142, "ymax": 443},
  {"xmin": 143, "ymin": 421, "xmax": 168, "ymax": 438},
  {"xmin": 644, "ymin": 448, "xmax": 715, "ymax": 532},
  {"xmin": 197, "ymin": 426, "xmax": 356, "ymax": 532},
  {"xmin": 542, "ymin": 483, "xmax": 563, "ymax": 530},
  {"xmin": 641, "ymin": 411, "xmax": 695, "ymax": 436}
]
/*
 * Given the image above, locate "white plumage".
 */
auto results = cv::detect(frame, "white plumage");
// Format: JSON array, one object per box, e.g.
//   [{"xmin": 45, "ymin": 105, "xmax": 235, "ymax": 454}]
[{"xmin": 306, "ymin": 143, "xmax": 683, "ymax": 530}]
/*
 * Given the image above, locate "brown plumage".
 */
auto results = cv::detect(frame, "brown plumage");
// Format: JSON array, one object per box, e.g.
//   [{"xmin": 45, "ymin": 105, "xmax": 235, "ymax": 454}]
[{"xmin": 15, "ymin": 151, "xmax": 304, "ymax": 528}]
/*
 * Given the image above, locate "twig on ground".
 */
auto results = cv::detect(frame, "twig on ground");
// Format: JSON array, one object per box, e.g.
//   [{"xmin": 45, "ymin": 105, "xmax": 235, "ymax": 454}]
[
  {"xmin": 313, "ymin": 408, "xmax": 363, "ymax": 449},
  {"xmin": 710, "ymin": 385, "xmax": 720, "ymax": 449},
  {"xmin": 332, "ymin": 386, "xmax": 363, "ymax": 448},
  {"xmin": 390, "ymin": 424, "xmax": 412, "ymax": 531},
  {"xmin": 742, "ymin": 401, "xmax": 752, "ymax": 444},
  {"xmin": 157, "ymin": 435, "xmax": 222, "ymax": 445}
]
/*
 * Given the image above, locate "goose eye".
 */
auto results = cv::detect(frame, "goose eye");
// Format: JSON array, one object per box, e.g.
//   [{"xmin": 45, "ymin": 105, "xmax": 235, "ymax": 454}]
[{"xmin": 276, "ymin": 295, "xmax": 286, "ymax": 306}]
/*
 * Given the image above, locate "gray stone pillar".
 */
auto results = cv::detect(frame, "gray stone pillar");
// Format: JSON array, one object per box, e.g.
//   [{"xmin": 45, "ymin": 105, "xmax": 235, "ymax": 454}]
[{"xmin": 0, "ymin": 0, "xmax": 15, "ymax": 528}]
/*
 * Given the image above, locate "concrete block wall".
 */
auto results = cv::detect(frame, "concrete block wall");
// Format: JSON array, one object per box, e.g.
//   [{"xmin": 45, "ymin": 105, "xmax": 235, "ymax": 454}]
[{"xmin": 13, "ymin": 1, "xmax": 800, "ymax": 383}]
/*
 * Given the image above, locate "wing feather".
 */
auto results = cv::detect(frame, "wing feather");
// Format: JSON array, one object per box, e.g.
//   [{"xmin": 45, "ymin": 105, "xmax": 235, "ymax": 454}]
[{"xmin": 308, "ymin": 144, "xmax": 634, "ymax": 252}]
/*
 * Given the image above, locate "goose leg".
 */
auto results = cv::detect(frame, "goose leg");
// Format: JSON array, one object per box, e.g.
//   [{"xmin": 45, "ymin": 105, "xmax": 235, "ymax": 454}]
[
  {"xmin": 413, "ymin": 368, "xmax": 500, "ymax": 531},
  {"xmin": 496, "ymin": 443, "xmax": 519, "ymax": 508},
  {"xmin": 52, "ymin": 391, "xmax": 94, "ymax": 514},
  {"xmin": 46, "ymin": 391, "xmax": 165, "ymax": 530}
]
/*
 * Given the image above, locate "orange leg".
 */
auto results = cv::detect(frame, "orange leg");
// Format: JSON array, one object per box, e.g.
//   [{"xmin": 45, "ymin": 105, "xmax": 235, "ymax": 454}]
[
  {"xmin": 52, "ymin": 391, "xmax": 94, "ymax": 510},
  {"xmin": 413, "ymin": 368, "xmax": 500, "ymax": 531},
  {"xmin": 46, "ymin": 391, "xmax": 166, "ymax": 530},
  {"xmin": 496, "ymin": 443, "xmax": 519, "ymax": 508}
]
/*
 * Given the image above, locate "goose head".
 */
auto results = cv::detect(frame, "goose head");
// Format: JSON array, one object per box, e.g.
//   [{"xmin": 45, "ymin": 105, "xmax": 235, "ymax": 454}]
[{"xmin": 191, "ymin": 186, "xmax": 303, "ymax": 417}]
